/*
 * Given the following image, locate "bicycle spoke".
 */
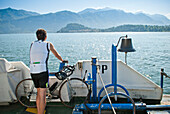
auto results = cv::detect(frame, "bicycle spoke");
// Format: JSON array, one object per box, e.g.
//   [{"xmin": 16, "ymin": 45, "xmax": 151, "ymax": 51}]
[
  {"xmin": 15, "ymin": 79, "xmax": 36, "ymax": 108},
  {"xmin": 59, "ymin": 78, "xmax": 89, "ymax": 109}
]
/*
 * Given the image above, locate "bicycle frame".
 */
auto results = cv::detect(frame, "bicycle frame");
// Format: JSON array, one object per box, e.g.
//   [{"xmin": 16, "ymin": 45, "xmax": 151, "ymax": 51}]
[
  {"xmin": 48, "ymin": 76, "xmax": 68, "ymax": 95},
  {"xmin": 48, "ymin": 62, "xmax": 75, "ymax": 97}
]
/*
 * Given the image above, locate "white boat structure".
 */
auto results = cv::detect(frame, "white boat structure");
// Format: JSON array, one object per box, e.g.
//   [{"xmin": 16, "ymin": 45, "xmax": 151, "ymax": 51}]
[
  {"xmin": 0, "ymin": 58, "xmax": 163, "ymax": 105},
  {"xmin": 73, "ymin": 59, "xmax": 162, "ymax": 103}
]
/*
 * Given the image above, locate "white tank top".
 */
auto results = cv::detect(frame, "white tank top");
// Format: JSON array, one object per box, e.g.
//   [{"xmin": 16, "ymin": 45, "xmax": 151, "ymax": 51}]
[{"xmin": 30, "ymin": 40, "xmax": 50, "ymax": 74}]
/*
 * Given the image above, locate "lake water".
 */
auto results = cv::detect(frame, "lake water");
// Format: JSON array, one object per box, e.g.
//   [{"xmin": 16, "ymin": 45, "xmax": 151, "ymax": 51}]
[{"xmin": 0, "ymin": 32, "xmax": 170, "ymax": 94}]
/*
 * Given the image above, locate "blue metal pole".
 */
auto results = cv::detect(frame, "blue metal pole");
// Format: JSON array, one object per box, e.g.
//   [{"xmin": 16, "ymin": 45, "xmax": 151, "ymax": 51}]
[
  {"xmin": 98, "ymin": 84, "xmax": 130, "ymax": 101},
  {"xmin": 112, "ymin": 44, "xmax": 117, "ymax": 93},
  {"xmin": 160, "ymin": 69, "xmax": 164, "ymax": 88},
  {"xmin": 92, "ymin": 57, "xmax": 97, "ymax": 102},
  {"xmin": 59, "ymin": 62, "xmax": 65, "ymax": 71},
  {"xmin": 73, "ymin": 104, "xmax": 170, "ymax": 113},
  {"xmin": 87, "ymin": 73, "xmax": 93, "ymax": 102},
  {"xmin": 161, "ymin": 74, "xmax": 163, "ymax": 88},
  {"xmin": 146, "ymin": 105, "xmax": 170, "ymax": 110},
  {"xmin": 74, "ymin": 103, "xmax": 146, "ymax": 110}
]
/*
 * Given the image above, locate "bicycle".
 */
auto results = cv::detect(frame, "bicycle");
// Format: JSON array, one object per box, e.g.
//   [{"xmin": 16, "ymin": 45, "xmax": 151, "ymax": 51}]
[{"xmin": 15, "ymin": 61, "xmax": 90, "ymax": 109}]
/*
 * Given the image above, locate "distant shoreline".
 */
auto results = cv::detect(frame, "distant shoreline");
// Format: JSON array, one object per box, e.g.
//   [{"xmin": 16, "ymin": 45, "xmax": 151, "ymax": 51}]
[
  {"xmin": 57, "ymin": 23, "xmax": 170, "ymax": 33},
  {"xmin": 0, "ymin": 23, "xmax": 170, "ymax": 34}
]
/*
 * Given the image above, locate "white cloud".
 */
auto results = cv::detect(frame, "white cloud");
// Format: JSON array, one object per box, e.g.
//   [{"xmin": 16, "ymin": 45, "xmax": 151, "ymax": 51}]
[
  {"xmin": 134, "ymin": 10, "xmax": 145, "ymax": 13},
  {"xmin": 165, "ymin": 13, "xmax": 170, "ymax": 19}
]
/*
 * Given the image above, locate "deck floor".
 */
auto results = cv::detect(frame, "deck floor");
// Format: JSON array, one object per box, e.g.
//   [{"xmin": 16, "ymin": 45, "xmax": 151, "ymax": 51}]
[
  {"xmin": 0, "ymin": 95, "xmax": 169, "ymax": 114},
  {"xmin": 0, "ymin": 102, "xmax": 73, "ymax": 114},
  {"xmin": 161, "ymin": 94, "xmax": 170, "ymax": 105}
]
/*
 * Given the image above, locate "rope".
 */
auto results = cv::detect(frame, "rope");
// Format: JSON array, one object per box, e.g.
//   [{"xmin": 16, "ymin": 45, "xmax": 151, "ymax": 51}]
[{"xmin": 97, "ymin": 66, "xmax": 116, "ymax": 114}]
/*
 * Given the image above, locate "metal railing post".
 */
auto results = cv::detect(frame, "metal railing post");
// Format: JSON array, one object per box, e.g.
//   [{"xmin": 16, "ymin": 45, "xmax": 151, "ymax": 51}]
[
  {"xmin": 92, "ymin": 57, "xmax": 97, "ymax": 102},
  {"xmin": 112, "ymin": 44, "xmax": 117, "ymax": 93}
]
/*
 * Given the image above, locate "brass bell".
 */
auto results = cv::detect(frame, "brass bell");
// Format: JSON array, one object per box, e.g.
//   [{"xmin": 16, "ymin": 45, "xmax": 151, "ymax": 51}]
[{"xmin": 118, "ymin": 38, "xmax": 136, "ymax": 52}]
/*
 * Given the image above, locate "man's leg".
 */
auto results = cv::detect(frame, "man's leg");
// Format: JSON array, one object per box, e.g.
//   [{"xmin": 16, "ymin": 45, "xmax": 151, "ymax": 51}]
[
  {"xmin": 36, "ymin": 88, "xmax": 40, "ymax": 113},
  {"xmin": 38, "ymin": 88, "xmax": 47, "ymax": 114}
]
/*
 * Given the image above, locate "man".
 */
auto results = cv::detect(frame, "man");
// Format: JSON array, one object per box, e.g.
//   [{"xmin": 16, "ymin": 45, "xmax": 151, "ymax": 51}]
[{"xmin": 30, "ymin": 29, "xmax": 66, "ymax": 114}]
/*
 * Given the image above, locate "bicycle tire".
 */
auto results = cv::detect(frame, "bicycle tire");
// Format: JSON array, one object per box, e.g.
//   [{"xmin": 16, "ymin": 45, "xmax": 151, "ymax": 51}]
[
  {"xmin": 59, "ymin": 78, "xmax": 89, "ymax": 109},
  {"xmin": 15, "ymin": 78, "xmax": 37, "ymax": 108}
]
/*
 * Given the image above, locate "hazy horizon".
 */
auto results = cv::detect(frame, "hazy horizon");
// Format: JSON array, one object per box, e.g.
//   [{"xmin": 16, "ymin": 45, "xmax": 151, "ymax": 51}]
[{"xmin": 0, "ymin": 0, "xmax": 170, "ymax": 19}]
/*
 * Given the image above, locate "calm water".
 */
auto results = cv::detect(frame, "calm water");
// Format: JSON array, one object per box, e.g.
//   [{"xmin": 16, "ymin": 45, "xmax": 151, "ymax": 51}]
[{"xmin": 0, "ymin": 32, "xmax": 170, "ymax": 94}]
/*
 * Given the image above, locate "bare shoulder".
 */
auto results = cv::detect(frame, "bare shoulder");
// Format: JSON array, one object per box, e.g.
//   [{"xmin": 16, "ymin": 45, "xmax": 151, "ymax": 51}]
[
  {"xmin": 44, "ymin": 41, "xmax": 51, "ymax": 44},
  {"xmin": 49, "ymin": 42, "xmax": 55, "ymax": 50},
  {"xmin": 49, "ymin": 42, "xmax": 53, "ymax": 47},
  {"xmin": 31, "ymin": 41, "xmax": 34, "ymax": 44},
  {"xmin": 44, "ymin": 41, "xmax": 52, "ymax": 46}
]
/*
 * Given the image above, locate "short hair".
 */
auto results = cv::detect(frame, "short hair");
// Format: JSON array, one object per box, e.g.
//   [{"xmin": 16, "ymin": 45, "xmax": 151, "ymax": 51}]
[{"xmin": 36, "ymin": 29, "xmax": 47, "ymax": 41}]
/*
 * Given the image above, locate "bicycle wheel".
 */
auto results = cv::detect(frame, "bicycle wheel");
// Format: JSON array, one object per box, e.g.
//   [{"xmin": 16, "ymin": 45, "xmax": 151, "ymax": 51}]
[
  {"xmin": 59, "ymin": 78, "xmax": 89, "ymax": 109},
  {"xmin": 15, "ymin": 78, "xmax": 37, "ymax": 108}
]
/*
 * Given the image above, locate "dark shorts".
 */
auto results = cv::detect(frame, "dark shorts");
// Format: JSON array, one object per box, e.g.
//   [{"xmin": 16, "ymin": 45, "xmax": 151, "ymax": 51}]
[{"xmin": 31, "ymin": 71, "xmax": 49, "ymax": 88}]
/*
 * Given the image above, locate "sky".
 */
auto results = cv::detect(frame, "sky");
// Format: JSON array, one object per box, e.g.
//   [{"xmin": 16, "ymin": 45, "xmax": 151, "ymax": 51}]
[{"xmin": 0, "ymin": 0, "xmax": 170, "ymax": 19}]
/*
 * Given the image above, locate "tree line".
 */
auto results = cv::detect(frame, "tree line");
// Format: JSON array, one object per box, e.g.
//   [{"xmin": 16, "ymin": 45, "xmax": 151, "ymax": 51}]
[
  {"xmin": 103, "ymin": 25, "xmax": 170, "ymax": 32},
  {"xmin": 57, "ymin": 23, "xmax": 170, "ymax": 33}
]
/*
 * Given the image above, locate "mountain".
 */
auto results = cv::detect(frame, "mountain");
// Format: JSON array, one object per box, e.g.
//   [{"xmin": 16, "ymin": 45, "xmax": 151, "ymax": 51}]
[
  {"xmin": 0, "ymin": 7, "xmax": 39, "ymax": 22},
  {"xmin": 0, "ymin": 10, "xmax": 82, "ymax": 33},
  {"xmin": 148, "ymin": 14, "xmax": 170, "ymax": 24},
  {"xmin": 0, "ymin": 7, "xmax": 170, "ymax": 33},
  {"xmin": 78, "ymin": 9, "xmax": 170, "ymax": 28},
  {"xmin": 78, "ymin": 7, "xmax": 112, "ymax": 14}
]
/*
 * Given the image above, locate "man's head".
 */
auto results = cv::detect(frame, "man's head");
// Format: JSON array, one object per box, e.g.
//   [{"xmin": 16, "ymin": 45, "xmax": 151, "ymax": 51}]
[{"xmin": 36, "ymin": 29, "xmax": 47, "ymax": 41}]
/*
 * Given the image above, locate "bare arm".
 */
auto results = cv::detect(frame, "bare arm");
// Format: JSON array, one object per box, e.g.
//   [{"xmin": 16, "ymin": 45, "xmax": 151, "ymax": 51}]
[{"xmin": 50, "ymin": 43, "xmax": 63, "ymax": 62}]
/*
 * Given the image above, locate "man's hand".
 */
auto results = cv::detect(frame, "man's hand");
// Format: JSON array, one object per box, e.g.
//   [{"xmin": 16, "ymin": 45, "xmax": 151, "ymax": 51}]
[{"xmin": 62, "ymin": 60, "xmax": 68, "ymax": 63}]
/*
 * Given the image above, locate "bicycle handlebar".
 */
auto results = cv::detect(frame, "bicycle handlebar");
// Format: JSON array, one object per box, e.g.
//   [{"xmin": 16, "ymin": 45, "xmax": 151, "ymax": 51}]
[
  {"xmin": 62, "ymin": 60, "xmax": 68, "ymax": 63},
  {"xmin": 55, "ymin": 65, "xmax": 75, "ymax": 80}
]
